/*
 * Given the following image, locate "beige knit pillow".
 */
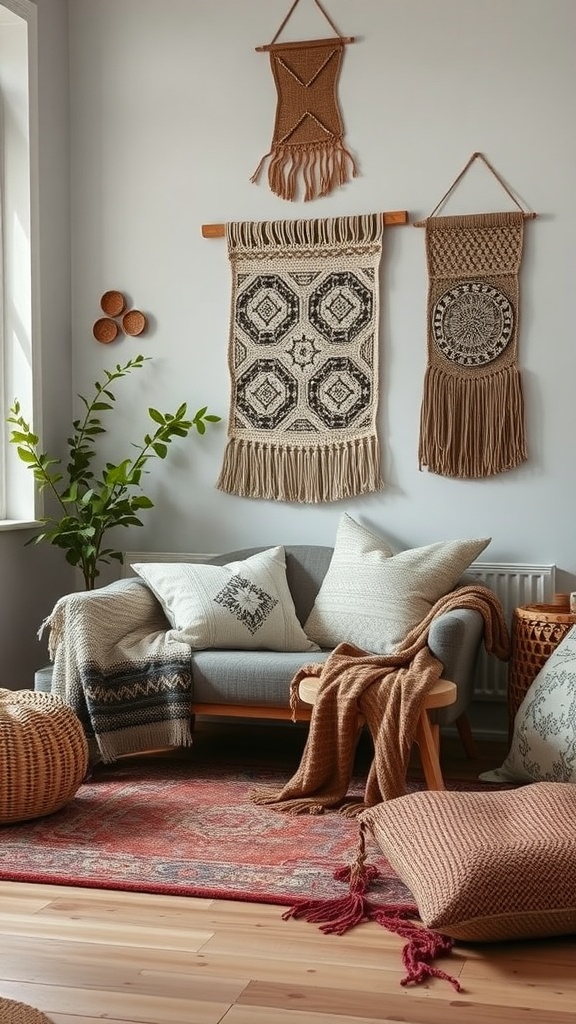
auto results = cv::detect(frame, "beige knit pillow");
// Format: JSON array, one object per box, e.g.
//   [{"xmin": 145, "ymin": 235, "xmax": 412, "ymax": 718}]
[
  {"xmin": 360, "ymin": 782, "xmax": 576, "ymax": 942},
  {"xmin": 304, "ymin": 513, "xmax": 490, "ymax": 653}
]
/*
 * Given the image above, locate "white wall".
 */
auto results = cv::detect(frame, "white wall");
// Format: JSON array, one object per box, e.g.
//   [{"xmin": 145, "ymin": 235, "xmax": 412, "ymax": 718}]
[{"xmin": 67, "ymin": 0, "xmax": 576, "ymax": 593}]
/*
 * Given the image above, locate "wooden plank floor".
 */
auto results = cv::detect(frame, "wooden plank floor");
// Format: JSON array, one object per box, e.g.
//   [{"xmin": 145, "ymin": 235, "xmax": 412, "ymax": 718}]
[{"xmin": 1, "ymin": 721, "xmax": 574, "ymax": 1024}]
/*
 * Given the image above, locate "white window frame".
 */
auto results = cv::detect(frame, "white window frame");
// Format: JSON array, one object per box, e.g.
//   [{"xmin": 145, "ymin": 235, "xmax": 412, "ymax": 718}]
[{"xmin": 0, "ymin": 0, "xmax": 39, "ymax": 530}]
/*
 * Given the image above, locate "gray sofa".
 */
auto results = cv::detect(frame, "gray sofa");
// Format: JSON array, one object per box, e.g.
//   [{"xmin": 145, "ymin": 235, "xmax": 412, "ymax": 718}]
[{"xmin": 34, "ymin": 544, "xmax": 485, "ymax": 747}]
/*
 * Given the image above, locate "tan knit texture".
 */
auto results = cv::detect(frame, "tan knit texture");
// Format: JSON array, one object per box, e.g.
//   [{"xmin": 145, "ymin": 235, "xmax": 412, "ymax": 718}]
[
  {"xmin": 361, "ymin": 781, "xmax": 576, "ymax": 942},
  {"xmin": 0, "ymin": 999, "xmax": 54, "ymax": 1024},
  {"xmin": 419, "ymin": 211, "xmax": 528, "ymax": 478},
  {"xmin": 251, "ymin": 584, "xmax": 510, "ymax": 814},
  {"xmin": 251, "ymin": 40, "xmax": 357, "ymax": 202}
]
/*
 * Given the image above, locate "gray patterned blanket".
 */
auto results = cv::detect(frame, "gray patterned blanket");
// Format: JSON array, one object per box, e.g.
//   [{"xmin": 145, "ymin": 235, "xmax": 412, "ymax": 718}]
[{"xmin": 41, "ymin": 578, "xmax": 193, "ymax": 764}]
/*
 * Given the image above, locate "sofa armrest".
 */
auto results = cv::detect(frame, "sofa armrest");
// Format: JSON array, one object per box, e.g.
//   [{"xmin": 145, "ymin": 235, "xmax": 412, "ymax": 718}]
[{"xmin": 427, "ymin": 607, "xmax": 484, "ymax": 725}]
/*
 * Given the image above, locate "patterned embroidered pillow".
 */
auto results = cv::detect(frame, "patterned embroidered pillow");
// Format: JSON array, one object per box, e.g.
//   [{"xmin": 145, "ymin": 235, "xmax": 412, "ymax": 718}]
[
  {"xmin": 360, "ymin": 782, "xmax": 576, "ymax": 942},
  {"xmin": 480, "ymin": 625, "xmax": 576, "ymax": 784},
  {"xmin": 304, "ymin": 513, "xmax": 490, "ymax": 653},
  {"xmin": 131, "ymin": 547, "xmax": 319, "ymax": 652}
]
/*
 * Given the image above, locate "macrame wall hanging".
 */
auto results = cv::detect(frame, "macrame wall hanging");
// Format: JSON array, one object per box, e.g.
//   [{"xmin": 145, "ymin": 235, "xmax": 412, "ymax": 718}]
[
  {"xmin": 216, "ymin": 213, "xmax": 386, "ymax": 504},
  {"xmin": 416, "ymin": 152, "xmax": 536, "ymax": 479},
  {"xmin": 250, "ymin": 0, "xmax": 357, "ymax": 203}
]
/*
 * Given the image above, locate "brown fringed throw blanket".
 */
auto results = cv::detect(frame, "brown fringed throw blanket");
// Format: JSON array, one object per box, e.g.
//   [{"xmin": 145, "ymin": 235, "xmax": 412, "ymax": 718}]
[
  {"xmin": 251, "ymin": 584, "xmax": 510, "ymax": 814},
  {"xmin": 419, "ymin": 211, "xmax": 528, "ymax": 478},
  {"xmin": 217, "ymin": 214, "xmax": 385, "ymax": 504}
]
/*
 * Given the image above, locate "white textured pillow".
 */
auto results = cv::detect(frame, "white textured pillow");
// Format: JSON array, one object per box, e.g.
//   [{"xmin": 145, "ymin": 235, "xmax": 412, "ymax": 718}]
[
  {"xmin": 481, "ymin": 625, "xmax": 576, "ymax": 785},
  {"xmin": 304, "ymin": 514, "xmax": 490, "ymax": 653},
  {"xmin": 131, "ymin": 547, "xmax": 319, "ymax": 652}
]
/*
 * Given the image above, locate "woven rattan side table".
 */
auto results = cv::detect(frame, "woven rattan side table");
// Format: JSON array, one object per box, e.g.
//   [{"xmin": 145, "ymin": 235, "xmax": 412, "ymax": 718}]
[
  {"xmin": 0, "ymin": 688, "xmax": 88, "ymax": 823},
  {"xmin": 508, "ymin": 602, "xmax": 576, "ymax": 737}
]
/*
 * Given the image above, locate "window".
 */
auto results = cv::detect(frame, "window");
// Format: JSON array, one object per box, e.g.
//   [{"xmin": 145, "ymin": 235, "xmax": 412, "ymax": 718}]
[{"xmin": 0, "ymin": 0, "xmax": 37, "ymax": 526}]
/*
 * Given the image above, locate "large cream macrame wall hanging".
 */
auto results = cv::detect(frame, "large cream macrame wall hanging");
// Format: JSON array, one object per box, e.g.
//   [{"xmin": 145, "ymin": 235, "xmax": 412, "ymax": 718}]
[
  {"xmin": 216, "ymin": 213, "xmax": 386, "ymax": 504},
  {"xmin": 250, "ymin": 0, "xmax": 357, "ymax": 202},
  {"xmin": 417, "ymin": 153, "xmax": 536, "ymax": 479}
]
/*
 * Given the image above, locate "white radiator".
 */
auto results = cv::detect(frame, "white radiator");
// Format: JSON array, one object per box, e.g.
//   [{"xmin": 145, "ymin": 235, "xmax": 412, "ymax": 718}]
[
  {"xmin": 123, "ymin": 552, "xmax": 557, "ymax": 702},
  {"xmin": 466, "ymin": 561, "xmax": 556, "ymax": 700}
]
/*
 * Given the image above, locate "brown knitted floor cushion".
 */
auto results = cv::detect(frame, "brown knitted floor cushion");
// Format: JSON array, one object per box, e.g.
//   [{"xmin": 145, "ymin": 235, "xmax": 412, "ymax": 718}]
[{"xmin": 360, "ymin": 782, "xmax": 576, "ymax": 942}]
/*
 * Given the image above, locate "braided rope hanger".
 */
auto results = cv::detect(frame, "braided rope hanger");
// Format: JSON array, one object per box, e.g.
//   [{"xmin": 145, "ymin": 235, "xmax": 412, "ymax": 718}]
[
  {"xmin": 255, "ymin": 0, "xmax": 354, "ymax": 52},
  {"xmin": 413, "ymin": 152, "xmax": 537, "ymax": 225}
]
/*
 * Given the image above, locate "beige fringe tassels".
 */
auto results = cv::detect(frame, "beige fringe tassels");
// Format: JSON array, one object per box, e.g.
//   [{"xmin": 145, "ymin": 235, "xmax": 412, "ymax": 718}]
[
  {"xmin": 217, "ymin": 214, "xmax": 385, "ymax": 504},
  {"xmin": 416, "ymin": 154, "xmax": 537, "ymax": 478}
]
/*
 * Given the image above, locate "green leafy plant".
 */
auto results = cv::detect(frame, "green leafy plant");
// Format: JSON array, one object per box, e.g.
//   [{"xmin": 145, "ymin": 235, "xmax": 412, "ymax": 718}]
[{"xmin": 8, "ymin": 354, "xmax": 220, "ymax": 589}]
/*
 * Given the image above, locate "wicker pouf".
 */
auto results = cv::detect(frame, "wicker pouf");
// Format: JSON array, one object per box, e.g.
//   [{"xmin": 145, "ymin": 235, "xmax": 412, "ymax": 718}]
[
  {"xmin": 0, "ymin": 688, "xmax": 88, "ymax": 824},
  {"xmin": 508, "ymin": 603, "xmax": 576, "ymax": 733}
]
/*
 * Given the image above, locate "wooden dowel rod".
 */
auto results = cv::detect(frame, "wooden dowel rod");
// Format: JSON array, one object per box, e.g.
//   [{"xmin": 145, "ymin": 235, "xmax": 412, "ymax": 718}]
[
  {"xmin": 255, "ymin": 36, "xmax": 354, "ymax": 52},
  {"xmin": 412, "ymin": 211, "xmax": 537, "ymax": 227},
  {"xmin": 202, "ymin": 211, "xmax": 408, "ymax": 238}
]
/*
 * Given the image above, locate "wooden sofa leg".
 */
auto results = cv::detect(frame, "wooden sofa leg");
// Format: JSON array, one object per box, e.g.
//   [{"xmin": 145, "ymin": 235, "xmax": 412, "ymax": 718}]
[
  {"xmin": 415, "ymin": 711, "xmax": 445, "ymax": 791},
  {"xmin": 455, "ymin": 712, "xmax": 477, "ymax": 759}
]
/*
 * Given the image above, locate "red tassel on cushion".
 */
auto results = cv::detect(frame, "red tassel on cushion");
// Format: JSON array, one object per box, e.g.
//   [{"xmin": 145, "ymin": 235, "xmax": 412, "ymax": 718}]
[{"xmin": 283, "ymin": 823, "xmax": 463, "ymax": 991}]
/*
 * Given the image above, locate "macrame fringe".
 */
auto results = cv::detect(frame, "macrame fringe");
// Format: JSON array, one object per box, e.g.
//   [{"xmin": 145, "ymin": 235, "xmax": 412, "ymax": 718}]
[
  {"xmin": 250, "ymin": 140, "xmax": 358, "ymax": 202},
  {"xmin": 226, "ymin": 211, "xmax": 381, "ymax": 252},
  {"xmin": 216, "ymin": 435, "xmax": 383, "ymax": 504},
  {"xmin": 283, "ymin": 823, "xmax": 462, "ymax": 991},
  {"xmin": 419, "ymin": 364, "xmax": 527, "ymax": 478}
]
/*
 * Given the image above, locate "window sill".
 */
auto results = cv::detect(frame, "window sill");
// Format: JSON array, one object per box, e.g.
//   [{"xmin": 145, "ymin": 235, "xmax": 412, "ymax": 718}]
[{"xmin": 0, "ymin": 519, "xmax": 40, "ymax": 532}]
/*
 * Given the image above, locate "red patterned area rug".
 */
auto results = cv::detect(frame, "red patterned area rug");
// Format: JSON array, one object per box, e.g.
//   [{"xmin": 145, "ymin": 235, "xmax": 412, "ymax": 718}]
[{"xmin": 0, "ymin": 756, "xmax": 497, "ymax": 906}]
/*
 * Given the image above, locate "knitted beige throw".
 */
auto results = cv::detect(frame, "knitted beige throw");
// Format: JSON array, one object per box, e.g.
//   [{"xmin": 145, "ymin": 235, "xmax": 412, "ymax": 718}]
[
  {"xmin": 419, "ymin": 211, "xmax": 528, "ymax": 478},
  {"xmin": 251, "ymin": 585, "xmax": 510, "ymax": 814},
  {"xmin": 217, "ymin": 214, "xmax": 384, "ymax": 503}
]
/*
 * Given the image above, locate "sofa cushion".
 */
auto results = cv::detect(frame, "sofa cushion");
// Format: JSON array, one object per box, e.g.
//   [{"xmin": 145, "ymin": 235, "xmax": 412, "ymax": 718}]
[
  {"xmin": 480, "ymin": 624, "xmax": 576, "ymax": 785},
  {"xmin": 191, "ymin": 649, "xmax": 330, "ymax": 706},
  {"xmin": 304, "ymin": 514, "xmax": 490, "ymax": 654},
  {"xmin": 360, "ymin": 782, "xmax": 576, "ymax": 942},
  {"xmin": 131, "ymin": 546, "xmax": 319, "ymax": 652}
]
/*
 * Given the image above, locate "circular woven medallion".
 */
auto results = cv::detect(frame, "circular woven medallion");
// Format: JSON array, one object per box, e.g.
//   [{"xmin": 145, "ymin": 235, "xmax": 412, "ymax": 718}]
[{"xmin": 432, "ymin": 282, "xmax": 514, "ymax": 366}]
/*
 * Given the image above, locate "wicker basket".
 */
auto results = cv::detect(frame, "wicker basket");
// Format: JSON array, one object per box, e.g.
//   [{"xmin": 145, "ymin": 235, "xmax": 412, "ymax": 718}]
[
  {"xmin": 508, "ymin": 604, "xmax": 576, "ymax": 730},
  {"xmin": 121, "ymin": 308, "xmax": 147, "ymax": 336},
  {"xmin": 0, "ymin": 688, "xmax": 88, "ymax": 823}
]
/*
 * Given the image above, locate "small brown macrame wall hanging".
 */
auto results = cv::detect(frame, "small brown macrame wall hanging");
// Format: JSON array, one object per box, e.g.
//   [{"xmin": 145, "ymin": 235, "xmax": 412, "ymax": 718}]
[
  {"xmin": 416, "ymin": 153, "xmax": 537, "ymax": 479},
  {"xmin": 250, "ymin": 0, "xmax": 357, "ymax": 203}
]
